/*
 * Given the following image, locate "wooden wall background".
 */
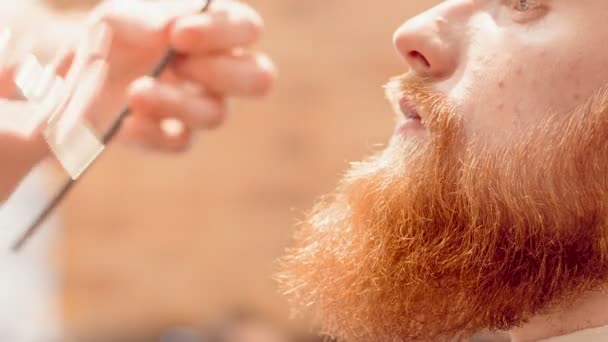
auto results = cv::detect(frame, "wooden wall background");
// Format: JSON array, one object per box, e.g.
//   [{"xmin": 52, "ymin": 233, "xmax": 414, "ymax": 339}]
[{"xmin": 51, "ymin": 0, "xmax": 441, "ymax": 337}]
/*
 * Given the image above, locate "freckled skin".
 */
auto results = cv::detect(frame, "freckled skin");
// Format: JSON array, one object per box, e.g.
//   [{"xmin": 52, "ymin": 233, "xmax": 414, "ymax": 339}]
[{"xmin": 393, "ymin": 0, "xmax": 608, "ymax": 142}]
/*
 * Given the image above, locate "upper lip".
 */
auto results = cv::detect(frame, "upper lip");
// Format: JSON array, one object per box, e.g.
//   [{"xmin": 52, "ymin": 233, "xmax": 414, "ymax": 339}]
[{"xmin": 399, "ymin": 97, "xmax": 422, "ymax": 120}]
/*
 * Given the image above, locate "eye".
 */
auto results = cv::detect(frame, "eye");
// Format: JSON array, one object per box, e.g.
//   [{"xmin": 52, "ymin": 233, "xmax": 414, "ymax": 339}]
[
  {"xmin": 511, "ymin": 0, "xmax": 542, "ymax": 12},
  {"xmin": 506, "ymin": 0, "xmax": 546, "ymax": 22}
]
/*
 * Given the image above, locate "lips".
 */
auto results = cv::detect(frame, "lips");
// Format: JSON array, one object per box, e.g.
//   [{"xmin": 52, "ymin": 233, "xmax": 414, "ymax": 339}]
[
  {"xmin": 399, "ymin": 97, "xmax": 422, "ymax": 121},
  {"xmin": 394, "ymin": 96, "xmax": 426, "ymax": 137}
]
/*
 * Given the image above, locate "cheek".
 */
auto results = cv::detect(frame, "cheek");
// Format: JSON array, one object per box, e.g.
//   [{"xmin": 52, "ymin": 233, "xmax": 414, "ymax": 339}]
[{"xmin": 445, "ymin": 39, "xmax": 607, "ymax": 143}]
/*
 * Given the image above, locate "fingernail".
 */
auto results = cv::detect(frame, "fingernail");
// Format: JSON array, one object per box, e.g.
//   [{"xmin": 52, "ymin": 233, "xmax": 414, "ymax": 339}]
[
  {"xmin": 161, "ymin": 118, "xmax": 185, "ymax": 138},
  {"xmin": 130, "ymin": 76, "xmax": 157, "ymax": 98},
  {"xmin": 259, "ymin": 54, "xmax": 277, "ymax": 74},
  {"xmin": 189, "ymin": 131, "xmax": 203, "ymax": 146}
]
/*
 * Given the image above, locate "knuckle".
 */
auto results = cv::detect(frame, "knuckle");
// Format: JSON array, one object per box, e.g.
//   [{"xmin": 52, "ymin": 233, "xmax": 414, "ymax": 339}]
[
  {"xmin": 206, "ymin": 99, "xmax": 228, "ymax": 128},
  {"xmin": 172, "ymin": 142, "xmax": 192, "ymax": 153},
  {"xmin": 250, "ymin": 65, "xmax": 276, "ymax": 96},
  {"xmin": 168, "ymin": 133, "xmax": 193, "ymax": 153},
  {"xmin": 172, "ymin": 18, "xmax": 211, "ymax": 51},
  {"xmin": 242, "ymin": 19, "xmax": 263, "ymax": 44},
  {"xmin": 233, "ymin": 2, "xmax": 264, "ymax": 42}
]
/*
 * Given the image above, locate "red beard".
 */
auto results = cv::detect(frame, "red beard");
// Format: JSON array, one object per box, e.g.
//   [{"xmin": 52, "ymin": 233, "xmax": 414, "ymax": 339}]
[{"xmin": 276, "ymin": 75, "xmax": 608, "ymax": 341}]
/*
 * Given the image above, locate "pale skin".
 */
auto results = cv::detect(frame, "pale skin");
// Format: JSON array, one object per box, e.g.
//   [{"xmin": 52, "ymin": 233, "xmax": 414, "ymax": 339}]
[
  {"xmin": 0, "ymin": 0, "xmax": 275, "ymax": 201},
  {"xmin": 393, "ymin": 0, "xmax": 608, "ymax": 340}
]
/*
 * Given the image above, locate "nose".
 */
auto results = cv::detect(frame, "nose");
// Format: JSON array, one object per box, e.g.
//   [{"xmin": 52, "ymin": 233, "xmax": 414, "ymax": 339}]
[{"xmin": 393, "ymin": 2, "xmax": 467, "ymax": 79}]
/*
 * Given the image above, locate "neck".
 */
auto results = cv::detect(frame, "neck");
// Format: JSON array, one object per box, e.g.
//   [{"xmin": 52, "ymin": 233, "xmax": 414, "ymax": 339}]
[{"xmin": 510, "ymin": 290, "xmax": 608, "ymax": 342}]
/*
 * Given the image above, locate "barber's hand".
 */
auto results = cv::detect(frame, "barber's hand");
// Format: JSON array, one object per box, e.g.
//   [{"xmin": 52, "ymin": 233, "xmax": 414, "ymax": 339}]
[
  {"xmin": 0, "ymin": 129, "xmax": 47, "ymax": 201},
  {"xmin": 0, "ymin": 70, "xmax": 48, "ymax": 200},
  {"xmin": 88, "ymin": 0, "xmax": 275, "ymax": 152}
]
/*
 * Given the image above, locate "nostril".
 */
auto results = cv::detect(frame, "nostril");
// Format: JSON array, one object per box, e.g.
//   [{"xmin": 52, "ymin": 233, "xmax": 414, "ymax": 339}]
[{"xmin": 408, "ymin": 50, "xmax": 431, "ymax": 68}]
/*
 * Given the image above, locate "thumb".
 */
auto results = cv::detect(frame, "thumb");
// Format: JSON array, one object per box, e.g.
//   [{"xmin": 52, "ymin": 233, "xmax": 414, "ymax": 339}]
[
  {"xmin": 90, "ymin": 0, "xmax": 205, "ymax": 48},
  {"xmin": 0, "ymin": 67, "xmax": 16, "ymax": 98}
]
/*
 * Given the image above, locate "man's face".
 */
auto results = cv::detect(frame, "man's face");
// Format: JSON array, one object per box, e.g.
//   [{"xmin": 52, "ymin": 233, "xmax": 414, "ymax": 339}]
[
  {"xmin": 278, "ymin": 1, "xmax": 608, "ymax": 341},
  {"xmin": 393, "ymin": 0, "xmax": 608, "ymax": 142}
]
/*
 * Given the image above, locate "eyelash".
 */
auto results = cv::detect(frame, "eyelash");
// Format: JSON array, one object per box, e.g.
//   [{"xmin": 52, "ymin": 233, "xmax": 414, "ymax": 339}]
[
  {"xmin": 511, "ymin": 0, "xmax": 542, "ymax": 12},
  {"xmin": 507, "ymin": 0, "xmax": 546, "ymax": 22}
]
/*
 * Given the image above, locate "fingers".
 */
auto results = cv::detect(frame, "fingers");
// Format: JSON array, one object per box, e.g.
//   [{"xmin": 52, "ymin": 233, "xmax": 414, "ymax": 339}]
[
  {"xmin": 128, "ymin": 76, "xmax": 228, "ymax": 129},
  {"xmin": 93, "ymin": 0, "xmax": 214, "ymax": 49},
  {"xmin": 171, "ymin": 0, "xmax": 263, "ymax": 54},
  {"xmin": 173, "ymin": 50, "xmax": 276, "ymax": 97},
  {"xmin": 91, "ymin": 0, "xmax": 188, "ymax": 48},
  {"xmin": 88, "ymin": 0, "xmax": 275, "ymax": 154},
  {"xmin": 119, "ymin": 115, "xmax": 192, "ymax": 153},
  {"xmin": 123, "ymin": 74, "xmax": 231, "ymax": 153},
  {"xmin": 94, "ymin": 0, "xmax": 275, "ymax": 98},
  {"xmin": 99, "ymin": 0, "xmax": 265, "ymax": 53},
  {"xmin": 170, "ymin": 0, "xmax": 276, "ymax": 98}
]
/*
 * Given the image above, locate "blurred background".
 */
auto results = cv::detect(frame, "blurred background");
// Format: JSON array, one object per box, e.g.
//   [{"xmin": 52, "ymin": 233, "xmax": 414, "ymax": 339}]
[{"xmin": 2, "ymin": 0, "xmax": 505, "ymax": 341}]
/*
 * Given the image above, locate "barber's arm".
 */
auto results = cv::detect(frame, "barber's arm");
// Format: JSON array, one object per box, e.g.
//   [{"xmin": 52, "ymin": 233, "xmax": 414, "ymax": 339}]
[{"xmin": 0, "ymin": 0, "xmax": 275, "ymax": 202}]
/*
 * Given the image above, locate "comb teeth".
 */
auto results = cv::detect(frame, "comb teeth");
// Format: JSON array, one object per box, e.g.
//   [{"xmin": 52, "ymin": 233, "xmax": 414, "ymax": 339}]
[
  {"xmin": 0, "ymin": 28, "xmax": 32, "ymax": 71},
  {"xmin": 45, "ymin": 58, "xmax": 108, "ymax": 179},
  {"xmin": 0, "ymin": 24, "xmax": 112, "ymax": 179},
  {"xmin": 16, "ymin": 54, "xmax": 45, "ymax": 99},
  {"xmin": 12, "ymin": 53, "xmax": 66, "ymax": 135}
]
